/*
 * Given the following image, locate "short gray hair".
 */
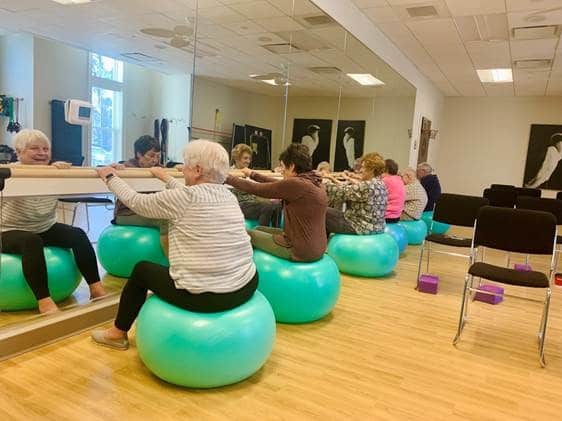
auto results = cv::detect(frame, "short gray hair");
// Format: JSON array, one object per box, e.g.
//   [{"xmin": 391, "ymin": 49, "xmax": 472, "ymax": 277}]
[
  {"xmin": 183, "ymin": 139, "xmax": 229, "ymax": 183},
  {"xmin": 417, "ymin": 162, "xmax": 433, "ymax": 173},
  {"xmin": 13, "ymin": 129, "xmax": 50, "ymax": 152}
]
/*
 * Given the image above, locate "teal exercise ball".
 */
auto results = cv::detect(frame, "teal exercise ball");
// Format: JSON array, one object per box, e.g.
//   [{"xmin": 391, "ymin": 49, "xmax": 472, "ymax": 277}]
[
  {"xmin": 421, "ymin": 211, "xmax": 450, "ymax": 235},
  {"xmin": 327, "ymin": 233, "xmax": 399, "ymax": 277},
  {"xmin": 384, "ymin": 223, "xmax": 408, "ymax": 255},
  {"xmin": 253, "ymin": 250, "xmax": 340, "ymax": 323},
  {"xmin": 0, "ymin": 247, "xmax": 81, "ymax": 311},
  {"xmin": 245, "ymin": 219, "xmax": 259, "ymax": 230},
  {"xmin": 398, "ymin": 220, "xmax": 428, "ymax": 245},
  {"xmin": 136, "ymin": 292, "xmax": 276, "ymax": 388},
  {"xmin": 97, "ymin": 225, "xmax": 168, "ymax": 278}
]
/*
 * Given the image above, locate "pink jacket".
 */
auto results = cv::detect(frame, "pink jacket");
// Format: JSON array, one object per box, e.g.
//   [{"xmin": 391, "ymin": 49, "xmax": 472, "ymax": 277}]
[{"xmin": 383, "ymin": 175, "xmax": 406, "ymax": 219}]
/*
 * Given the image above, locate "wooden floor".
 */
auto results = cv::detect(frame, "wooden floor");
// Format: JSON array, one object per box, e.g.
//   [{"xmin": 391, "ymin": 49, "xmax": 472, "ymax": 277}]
[{"xmin": 1, "ymin": 239, "xmax": 562, "ymax": 420}]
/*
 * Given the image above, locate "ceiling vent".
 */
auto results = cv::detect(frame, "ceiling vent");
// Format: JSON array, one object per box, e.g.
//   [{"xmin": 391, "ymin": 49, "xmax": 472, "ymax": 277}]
[
  {"xmin": 308, "ymin": 66, "xmax": 341, "ymax": 74},
  {"xmin": 513, "ymin": 59, "xmax": 552, "ymax": 69},
  {"xmin": 512, "ymin": 25, "xmax": 561, "ymax": 40},
  {"xmin": 262, "ymin": 43, "xmax": 300, "ymax": 54},
  {"xmin": 406, "ymin": 5, "xmax": 438, "ymax": 18},
  {"xmin": 394, "ymin": 2, "xmax": 449, "ymax": 20},
  {"xmin": 274, "ymin": 30, "xmax": 330, "ymax": 51},
  {"xmin": 120, "ymin": 52, "xmax": 160, "ymax": 63},
  {"xmin": 294, "ymin": 14, "xmax": 335, "ymax": 28}
]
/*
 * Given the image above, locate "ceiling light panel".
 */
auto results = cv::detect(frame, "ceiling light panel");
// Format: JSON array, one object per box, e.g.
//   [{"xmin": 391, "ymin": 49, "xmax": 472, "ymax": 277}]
[
  {"xmin": 476, "ymin": 68, "xmax": 513, "ymax": 83},
  {"xmin": 347, "ymin": 73, "xmax": 385, "ymax": 86},
  {"xmin": 52, "ymin": 0, "xmax": 91, "ymax": 4}
]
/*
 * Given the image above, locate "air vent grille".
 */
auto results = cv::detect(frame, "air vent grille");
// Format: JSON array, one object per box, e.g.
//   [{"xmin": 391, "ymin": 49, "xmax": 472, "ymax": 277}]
[
  {"xmin": 120, "ymin": 52, "xmax": 160, "ymax": 63},
  {"xmin": 308, "ymin": 66, "xmax": 341, "ymax": 74},
  {"xmin": 512, "ymin": 25, "xmax": 560, "ymax": 40},
  {"xmin": 406, "ymin": 5, "xmax": 438, "ymax": 18},
  {"xmin": 513, "ymin": 59, "xmax": 552, "ymax": 69},
  {"xmin": 302, "ymin": 15, "xmax": 334, "ymax": 26},
  {"xmin": 262, "ymin": 43, "xmax": 299, "ymax": 54}
]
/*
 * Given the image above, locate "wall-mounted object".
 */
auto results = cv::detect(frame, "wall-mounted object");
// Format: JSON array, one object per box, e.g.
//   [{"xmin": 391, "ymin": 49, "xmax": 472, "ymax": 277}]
[{"xmin": 64, "ymin": 99, "xmax": 92, "ymax": 126}]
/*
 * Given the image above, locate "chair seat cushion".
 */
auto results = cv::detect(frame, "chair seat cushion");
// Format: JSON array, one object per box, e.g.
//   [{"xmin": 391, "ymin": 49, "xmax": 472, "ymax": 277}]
[
  {"xmin": 426, "ymin": 234, "xmax": 472, "ymax": 248},
  {"xmin": 468, "ymin": 262, "xmax": 549, "ymax": 288},
  {"xmin": 59, "ymin": 197, "xmax": 113, "ymax": 204}
]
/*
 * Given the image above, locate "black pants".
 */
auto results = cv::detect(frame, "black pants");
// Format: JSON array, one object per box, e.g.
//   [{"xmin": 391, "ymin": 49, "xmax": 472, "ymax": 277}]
[
  {"xmin": 2, "ymin": 223, "xmax": 101, "ymax": 300},
  {"xmin": 326, "ymin": 207, "xmax": 356, "ymax": 236},
  {"xmin": 115, "ymin": 261, "xmax": 259, "ymax": 331},
  {"xmin": 385, "ymin": 217, "xmax": 401, "ymax": 223},
  {"xmin": 240, "ymin": 201, "xmax": 282, "ymax": 227}
]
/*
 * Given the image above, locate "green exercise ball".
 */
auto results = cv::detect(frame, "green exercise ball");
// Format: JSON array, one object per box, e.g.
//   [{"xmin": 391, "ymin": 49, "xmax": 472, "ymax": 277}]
[
  {"xmin": 421, "ymin": 211, "xmax": 450, "ymax": 235},
  {"xmin": 327, "ymin": 232, "xmax": 399, "ymax": 277},
  {"xmin": 398, "ymin": 220, "xmax": 428, "ymax": 245},
  {"xmin": 245, "ymin": 219, "xmax": 259, "ymax": 230},
  {"xmin": 136, "ymin": 292, "xmax": 276, "ymax": 388},
  {"xmin": 253, "ymin": 250, "xmax": 340, "ymax": 323},
  {"xmin": 0, "ymin": 247, "xmax": 81, "ymax": 311},
  {"xmin": 384, "ymin": 223, "xmax": 408, "ymax": 255},
  {"xmin": 97, "ymin": 225, "xmax": 168, "ymax": 278}
]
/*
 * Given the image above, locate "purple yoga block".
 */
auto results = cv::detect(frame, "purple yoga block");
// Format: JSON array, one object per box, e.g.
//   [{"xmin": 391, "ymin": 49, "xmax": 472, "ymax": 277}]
[
  {"xmin": 514, "ymin": 263, "xmax": 532, "ymax": 272},
  {"xmin": 418, "ymin": 274, "xmax": 439, "ymax": 294},
  {"xmin": 474, "ymin": 284, "xmax": 504, "ymax": 305}
]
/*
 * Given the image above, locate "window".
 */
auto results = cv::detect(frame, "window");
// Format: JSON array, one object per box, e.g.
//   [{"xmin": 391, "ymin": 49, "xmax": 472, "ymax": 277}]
[{"xmin": 89, "ymin": 53, "xmax": 123, "ymax": 166}]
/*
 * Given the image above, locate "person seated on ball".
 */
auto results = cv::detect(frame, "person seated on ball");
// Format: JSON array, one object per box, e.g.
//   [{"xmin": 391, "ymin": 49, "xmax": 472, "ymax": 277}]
[
  {"xmin": 226, "ymin": 143, "xmax": 328, "ymax": 262},
  {"xmin": 400, "ymin": 168, "xmax": 428, "ymax": 221},
  {"xmin": 91, "ymin": 140, "xmax": 258, "ymax": 350},
  {"xmin": 2, "ymin": 129, "xmax": 106, "ymax": 314},
  {"xmin": 382, "ymin": 159, "xmax": 406, "ymax": 223},
  {"xmin": 316, "ymin": 161, "xmax": 331, "ymax": 174},
  {"xmin": 322, "ymin": 152, "xmax": 387, "ymax": 236},
  {"xmin": 111, "ymin": 135, "xmax": 169, "ymax": 253},
  {"xmin": 230, "ymin": 143, "xmax": 281, "ymax": 227}
]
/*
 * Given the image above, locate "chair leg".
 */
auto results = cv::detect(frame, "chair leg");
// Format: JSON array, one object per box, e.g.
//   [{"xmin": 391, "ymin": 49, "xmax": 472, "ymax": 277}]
[
  {"xmin": 426, "ymin": 241, "xmax": 431, "ymax": 274},
  {"xmin": 85, "ymin": 204, "xmax": 90, "ymax": 233},
  {"xmin": 538, "ymin": 289, "xmax": 552, "ymax": 367},
  {"xmin": 70, "ymin": 204, "xmax": 78, "ymax": 227},
  {"xmin": 416, "ymin": 241, "xmax": 425, "ymax": 290},
  {"xmin": 453, "ymin": 273, "xmax": 472, "ymax": 345},
  {"xmin": 477, "ymin": 247, "xmax": 484, "ymax": 288}
]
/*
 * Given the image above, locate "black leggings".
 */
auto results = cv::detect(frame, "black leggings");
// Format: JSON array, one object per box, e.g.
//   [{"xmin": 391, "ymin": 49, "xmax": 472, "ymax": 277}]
[
  {"xmin": 115, "ymin": 261, "xmax": 259, "ymax": 331},
  {"xmin": 240, "ymin": 201, "xmax": 282, "ymax": 227},
  {"xmin": 2, "ymin": 223, "xmax": 101, "ymax": 300}
]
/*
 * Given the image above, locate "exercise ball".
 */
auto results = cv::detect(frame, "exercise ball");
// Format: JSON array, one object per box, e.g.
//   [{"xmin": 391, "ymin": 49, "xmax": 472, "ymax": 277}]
[
  {"xmin": 245, "ymin": 219, "xmax": 259, "ymax": 230},
  {"xmin": 97, "ymin": 225, "xmax": 168, "ymax": 278},
  {"xmin": 327, "ymin": 233, "xmax": 399, "ymax": 277},
  {"xmin": 398, "ymin": 220, "xmax": 428, "ymax": 245},
  {"xmin": 253, "ymin": 250, "xmax": 340, "ymax": 323},
  {"xmin": 0, "ymin": 247, "xmax": 81, "ymax": 311},
  {"xmin": 384, "ymin": 223, "xmax": 408, "ymax": 255},
  {"xmin": 421, "ymin": 211, "xmax": 450, "ymax": 235},
  {"xmin": 136, "ymin": 292, "xmax": 276, "ymax": 388}
]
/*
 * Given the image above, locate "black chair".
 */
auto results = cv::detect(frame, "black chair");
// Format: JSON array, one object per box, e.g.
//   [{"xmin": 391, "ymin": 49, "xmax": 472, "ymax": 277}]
[
  {"xmin": 417, "ymin": 194, "xmax": 489, "ymax": 286},
  {"xmin": 483, "ymin": 188, "xmax": 517, "ymax": 208},
  {"xmin": 516, "ymin": 187, "xmax": 541, "ymax": 198},
  {"xmin": 556, "ymin": 191, "xmax": 562, "ymax": 201},
  {"xmin": 490, "ymin": 184, "xmax": 515, "ymax": 191},
  {"xmin": 59, "ymin": 196, "xmax": 113, "ymax": 232},
  {"xmin": 453, "ymin": 206, "xmax": 557, "ymax": 366}
]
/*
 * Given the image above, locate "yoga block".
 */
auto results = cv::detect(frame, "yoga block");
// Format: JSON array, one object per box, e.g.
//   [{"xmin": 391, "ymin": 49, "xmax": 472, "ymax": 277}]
[
  {"xmin": 418, "ymin": 274, "xmax": 438, "ymax": 294},
  {"xmin": 474, "ymin": 284, "xmax": 504, "ymax": 305},
  {"xmin": 514, "ymin": 263, "xmax": 532, "ymax": 272},
  {"xmin": 555, "ymin": 273, "xmax": 562, "ymax": 287}
]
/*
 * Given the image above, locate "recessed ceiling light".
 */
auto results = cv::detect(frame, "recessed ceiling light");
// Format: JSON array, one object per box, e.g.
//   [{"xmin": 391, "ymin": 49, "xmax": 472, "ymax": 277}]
[
  {"xmin": 52, "ymin": 0, "xmax": 91, "ymax": 4},
  {"xmin": 477, "ymin": 68, "xmax": 513, "ymax": 83},
  {"xmin": 346, "ymin": 73, "xmax": 385, "ymax": 86}
]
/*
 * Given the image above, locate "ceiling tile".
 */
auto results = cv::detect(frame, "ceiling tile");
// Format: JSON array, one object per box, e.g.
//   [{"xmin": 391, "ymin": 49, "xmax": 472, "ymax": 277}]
[
  {"xmin": 444, "ymin": 0, "xmax": 505, "ymax": 17},
  {"xmin": 222, "ymin": 20, "xmax": 269, "ymax": 35},
  {"xmin": 256, "ymin": 16, "xmax": 304, "ymax": 32},
  {"xmin": 508, "ymin": 8, "xmax": 562, "ymax": 29},
  {"xmin": 465, "ymin": 41, "xmax": 511, "ymax": 68},
  {"xmin": 511, "ymin": 38, "xmax": 558, "ymax": 60},
  {"xmin": 197, "ymin": 6, "xmax": 247, "ymax": 24},
  {"xmin": 363, "ymin": 6, "xmax": 400, "ymax": 23},
  {"xmin": 406, "ymin": 18, "xmax": 463, "ymax": 45},
  {"xmin": 483, "ymin": 83, "xmax": 515, "ymax": 96},
  {"xmin": 506, "ymin": 0, "xmax": 562, "ymax": 12},
  {"xmin": 352, "ymin": 0, "xmax": 389, "ymax": 7},
  {"xmin": 229, "ymin": 1, "xmax": 285, "ymax": 19}
]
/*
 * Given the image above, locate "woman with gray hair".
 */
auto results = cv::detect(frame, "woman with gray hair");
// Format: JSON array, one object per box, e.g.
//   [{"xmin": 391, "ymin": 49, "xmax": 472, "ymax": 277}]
[
  {"xmin": 401, "ymin": 168, "xmax": 428, "ymax": 221},
  {"xmin": 91, "ymin": 140, "xmax": 257, "ymax": 350},
  {"xmin": 2, "ymin": 129, "xmax": 106, "ymax": 314}
]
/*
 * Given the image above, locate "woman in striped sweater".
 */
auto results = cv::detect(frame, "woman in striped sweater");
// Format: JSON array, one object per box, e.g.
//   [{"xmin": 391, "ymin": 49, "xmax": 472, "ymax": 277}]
[
  {"xmin": 1, "ymin": 129, "xmax": 106, "ymax": 314},
  {"xmin": 91, "ymin": 140, "xmax": 257, "ymax": 350}
]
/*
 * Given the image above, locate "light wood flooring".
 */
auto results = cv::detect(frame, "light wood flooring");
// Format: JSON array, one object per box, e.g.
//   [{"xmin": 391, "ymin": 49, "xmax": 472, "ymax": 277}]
[{"xmin": 1, "ymin": 234, "xmax": 562, "ymax": 420}]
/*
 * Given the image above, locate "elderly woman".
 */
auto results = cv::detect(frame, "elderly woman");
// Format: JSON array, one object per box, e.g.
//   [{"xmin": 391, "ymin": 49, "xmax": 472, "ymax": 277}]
[
  {"xmin": 91, "ymin": 140, "xmax": 257, "ymax": 350},
  {"xmin": 401, "ymin": 168, "xmax": 428, "ymax": 221},
  {"xmin": 323, "ymin": 152, "xmax": 388, "ymax": 236},
  {"xmin": 2, "ymin": 129, "xmax": 106, "ymax": 313},
  {"xmin": 230, "ymin": 143, "xmax": 281, "ymax": 227},
  {"xmin": 226, "ymin": 143, "xmax": 327, "ymax": 262},
  {"xmin": 383, "ymin": 159, "xmax": 406, "ymax": 223}
]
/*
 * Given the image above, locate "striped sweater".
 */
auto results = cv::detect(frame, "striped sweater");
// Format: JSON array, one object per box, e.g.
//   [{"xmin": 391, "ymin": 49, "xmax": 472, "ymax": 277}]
[
  {"xmin": 107, "ymin": 176, "xmax": 256, "ymax": 294},
  {"xmin": 1, "ymin": 197, "xmax": 58, "ymax": 233}
]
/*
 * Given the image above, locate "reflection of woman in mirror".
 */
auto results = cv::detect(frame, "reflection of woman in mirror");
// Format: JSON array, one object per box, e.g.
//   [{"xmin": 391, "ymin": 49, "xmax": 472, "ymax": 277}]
[
  {"xmin": 301, "ymin": 124, "xmax": 320, "ymax": 157},
  {"xmin": 525, "ymin": 133, "xmax": 562, "ymax": 188},
  {"xmin": 343, "ymin": 127, "xmax": 356, "ymax": 170}
]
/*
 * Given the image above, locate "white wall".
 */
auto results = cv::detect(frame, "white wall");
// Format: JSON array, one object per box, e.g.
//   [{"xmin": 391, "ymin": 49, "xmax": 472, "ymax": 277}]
[
  {"xmin": 438, "ymin": 96, "xmax": 562, "ymax": 197},
  {"xmin": 311, "ymin": 0, "xmax": 445, "ymax": 168},
  {"xmin": 0, "ymin": 34, "xmax": 34, "ymax": 147}
]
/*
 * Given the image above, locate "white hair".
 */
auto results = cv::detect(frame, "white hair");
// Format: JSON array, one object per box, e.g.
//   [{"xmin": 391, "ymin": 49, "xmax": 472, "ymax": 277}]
[
  {"xmin": 183, "ymin": 139, "xmax": 229, "ymax": 183},
  {"xmin": 13, "ymin": 129, "xmax": 51, "ymax": 152},
  {"xmin": 417, "ymin": 162, "xmax": 433, "ymax": 173}
]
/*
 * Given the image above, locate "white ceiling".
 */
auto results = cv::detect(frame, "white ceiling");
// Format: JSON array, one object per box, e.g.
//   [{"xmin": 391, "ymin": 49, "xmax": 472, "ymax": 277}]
[
  {"xmin": 0, "ymin": 0, "xmax": 415, "ymax": 98},
  {"xmin": 353, "ymin": 0, "xmax": 562, "ymax": 96}
]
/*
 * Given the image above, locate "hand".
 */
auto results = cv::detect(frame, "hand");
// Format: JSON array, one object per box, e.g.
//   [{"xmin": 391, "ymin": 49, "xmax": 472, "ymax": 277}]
[
  {"xmin": 150, "ymin": 167, "xmax": 172, "ymax": 183},
  {"xmin": 110, "ymin": 163, "xmax": 126, "ymax": 170},
  {"xmin": 240, "ymin": 167, "xmax": 252, "ymax": 178},
  {"xmin": 175, "ymin": 164, "xmax": 184, "ymax": 172},
  {"xmin": 52, "ymin": 161, "xmax": 72, "ymax": 169},
  {"xmin": 97, "ymin": 166, "xmax": 116, "ymax": 181}
]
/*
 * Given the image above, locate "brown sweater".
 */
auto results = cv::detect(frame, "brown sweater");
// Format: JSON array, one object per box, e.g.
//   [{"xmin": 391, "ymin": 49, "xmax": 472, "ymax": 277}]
[
  {"xmin": 226, "ymin": 171, "xmax": 328, "ymax": 262},
  {"xmin": 113, "ymin": 159, "xmax": 162, "ymax": 218}
]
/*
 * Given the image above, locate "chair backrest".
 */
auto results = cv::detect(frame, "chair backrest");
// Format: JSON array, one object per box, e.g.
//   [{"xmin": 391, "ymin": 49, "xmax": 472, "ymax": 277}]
[
  {"xmin": 557, "ymin": 191, "xmax": 562, "ymax": 201},
  {"xmin": 516, "ymin": 187, "xmax": 541, "ymax": 198},
  {"xmin": 474, "ymin": 206, "xmax": 556, "ymax": 255},
  {"xmin": 490, "ymin": 184, "xmax": 515, "ymax": 191},
  {"xmin": 483, "ymin": 188, "xmax": 517, "ymax": 208},
  {"xmin": 433, "ymin": 193, "xmax": 489, "ymax": 227},
  {"xmin": 516, "ymin": 197, "xmax": 562, "ymax": 224}
]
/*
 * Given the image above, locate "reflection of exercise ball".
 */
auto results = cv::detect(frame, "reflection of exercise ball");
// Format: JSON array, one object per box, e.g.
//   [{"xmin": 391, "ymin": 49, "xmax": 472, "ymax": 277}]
[
  {"xmin": 0, "ymin": 247, "xmax": 81, "ymax": 311},
  {"xmin": 421, "ymin": 211, "xmax": 450, "ymax": 235},
  {"xmin": 97, "ymin": 225, "xmax": 168, "ymax": 278},
  {"xmin": 327, "ymin": 233, "xmax": 399, "ymax": 277},
  {"xmin": 245, "ymin": 219, "xmax": 259, "ymax": 230},
  {"xmin": 384, "ymin": 223, "xmax": 408, "ymax": 255},
  {"xmin": 253, "ymin": 250, "xmax": 340, "ymax": 323},
  {"xmin": 136, "ymin": 292, "xmax": 276, "ymax": 388},
  {"xmin": 398, "ymin": 220, "xmax": 428, "ymax": 245}
]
